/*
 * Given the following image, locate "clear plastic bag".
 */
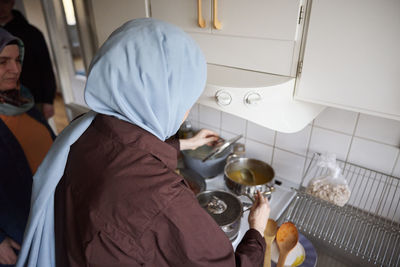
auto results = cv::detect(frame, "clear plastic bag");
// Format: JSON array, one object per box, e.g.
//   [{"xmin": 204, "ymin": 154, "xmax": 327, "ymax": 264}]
[{"xmin": 306, "ymin": 153, "xmax": 351, "ymax": 207}]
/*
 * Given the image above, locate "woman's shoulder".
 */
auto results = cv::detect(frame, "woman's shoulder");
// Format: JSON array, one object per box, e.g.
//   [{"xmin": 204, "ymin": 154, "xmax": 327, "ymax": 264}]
[{"xmin": 25, "ymin": 106, "xmax": 56, "ymax": 139}]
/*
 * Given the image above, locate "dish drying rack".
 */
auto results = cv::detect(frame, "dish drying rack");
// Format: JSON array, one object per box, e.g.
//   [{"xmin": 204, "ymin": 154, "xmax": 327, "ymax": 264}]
[{"xmin": 278, "ymin": 153, "xmax": 400, "ymax": 267}]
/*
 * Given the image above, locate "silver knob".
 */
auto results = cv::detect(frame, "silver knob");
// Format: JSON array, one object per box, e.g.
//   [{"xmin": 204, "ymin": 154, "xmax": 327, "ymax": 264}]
[
  {"xmin": 215, "ymin": 90, "xmax": 232, "ymax": 106},
  {"xmin": 244, "ymin": 92, "xmax": 262, "ymax": 106}
]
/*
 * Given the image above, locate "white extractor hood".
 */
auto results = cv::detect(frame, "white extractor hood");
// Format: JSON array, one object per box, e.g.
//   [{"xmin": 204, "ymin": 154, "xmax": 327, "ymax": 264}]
[{"xmin": 197, "ymin": 64, "xmax": 325, "ymax": 133}]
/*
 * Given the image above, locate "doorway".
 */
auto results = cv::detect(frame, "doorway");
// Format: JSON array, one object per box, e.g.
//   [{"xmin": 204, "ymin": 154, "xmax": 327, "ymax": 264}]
[{"xmin": 39, "ymin": 0, "xmax": 95, "ymax": 121}]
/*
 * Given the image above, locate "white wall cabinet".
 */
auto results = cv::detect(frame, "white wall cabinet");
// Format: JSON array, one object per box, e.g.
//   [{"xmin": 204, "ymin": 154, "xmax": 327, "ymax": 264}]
[
  {"xmin": 295, "ymin": 0, "xmax": 400, "ymax": 121},
  {"xmin": 150, "ymin": 0, "xmax": 306, "ymax": 77},
  {"xmin": 150, "ymin": 0, "xmax": 325, "ymax": 133}
]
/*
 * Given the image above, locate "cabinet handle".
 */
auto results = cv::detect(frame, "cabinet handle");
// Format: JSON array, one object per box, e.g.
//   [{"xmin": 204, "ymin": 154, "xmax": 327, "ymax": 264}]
[
  {"xmin": 213, "ymin": 0, "xmax": 222, "ymax": 30},
  {"xmin": 197, "ymin": 0, "xmax": 206, "ymax": 28}
]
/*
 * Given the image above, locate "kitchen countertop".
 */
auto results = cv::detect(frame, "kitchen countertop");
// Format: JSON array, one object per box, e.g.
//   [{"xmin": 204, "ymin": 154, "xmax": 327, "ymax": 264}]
[{"xmin": 204, "ymin": 174, "xmax": 296, "ymax": 249}]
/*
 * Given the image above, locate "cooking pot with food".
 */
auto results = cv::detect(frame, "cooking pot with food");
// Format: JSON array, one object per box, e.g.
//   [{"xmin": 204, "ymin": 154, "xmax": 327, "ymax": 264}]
[
  {"xmin": 181, "ymin": 145, "xmax": 231, "ymax": 178},
  {"xmin": 224, "ymin": 157, "xmax": 275, "ymax": 200},
  {"xmin": 196, "ymin": 190, "xmax": 243, "ymax": 241},
  {"xmin": 181, "ymin": 134, "xmax": 243, "ymax": 179}
]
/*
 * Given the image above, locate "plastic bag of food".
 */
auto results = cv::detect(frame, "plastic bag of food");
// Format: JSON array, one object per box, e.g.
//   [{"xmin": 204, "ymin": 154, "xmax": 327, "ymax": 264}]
[{"xmin": 306, "ymin": 153, "xmax": 351, "ymax": 207}]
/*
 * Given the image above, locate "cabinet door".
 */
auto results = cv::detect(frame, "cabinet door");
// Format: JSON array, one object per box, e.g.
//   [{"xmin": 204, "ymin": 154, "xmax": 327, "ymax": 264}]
[
  {"xmin": 151, "ymin": 0, "xmax": 305, "ymax": 77},
  {"xmin": 295, "ymin": 0, "xmax": 400, "ymax": 121},
  {"xmin": 201, "ymin": 0, "xmax": 304, "ymax": 76},
  {"xmin": 213, "ymin": 0, "xmax": 301, "ymax": 41},
  {"xmin": 150, "ymin": 0, "xmax": 211, "ymax": 33}
]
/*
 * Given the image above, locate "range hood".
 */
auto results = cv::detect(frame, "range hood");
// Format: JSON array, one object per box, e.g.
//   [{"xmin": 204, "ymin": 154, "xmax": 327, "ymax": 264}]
[{"xmin": 197, "ymin": 64, "xmax": 325, "ymax": 133}]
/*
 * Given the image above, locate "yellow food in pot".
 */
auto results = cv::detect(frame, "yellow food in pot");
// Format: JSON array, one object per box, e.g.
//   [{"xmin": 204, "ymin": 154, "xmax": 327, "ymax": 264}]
[{"xmin": 227, "ymin": 169, "xmax": 269, "ymax": 185}]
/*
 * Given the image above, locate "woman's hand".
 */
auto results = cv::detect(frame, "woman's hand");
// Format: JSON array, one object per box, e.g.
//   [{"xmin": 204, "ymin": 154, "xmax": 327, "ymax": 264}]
[
  {"xmin": 248, "ymin": 191, "xmax": 270, "ymax": 236},
  {"xmin": 179, "ymin": 129, "xmax": 219, "ymax": 150},
  {"xmin": 0, "ymin": 237, "xmax": 20, "ymax": 265}
]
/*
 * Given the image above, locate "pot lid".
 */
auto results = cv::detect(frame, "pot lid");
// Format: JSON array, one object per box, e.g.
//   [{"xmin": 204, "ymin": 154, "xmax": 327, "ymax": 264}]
[
  {"xmin": 202, "ymin": 134, "xmax": 242, "ymax": 162},
  {"xmin": 197, "ymin": 190, "xmax": 242, "ymax": 226}
]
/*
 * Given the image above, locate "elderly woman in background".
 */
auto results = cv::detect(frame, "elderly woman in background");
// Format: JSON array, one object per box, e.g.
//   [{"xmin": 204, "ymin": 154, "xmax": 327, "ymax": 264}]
[
  {"xmin": 0, "ymin": 28, "xmax": 54, "ymax": 266},
  {"xmin": 17, "ymin": 19, "xmax": 269, "ymax": 267}
]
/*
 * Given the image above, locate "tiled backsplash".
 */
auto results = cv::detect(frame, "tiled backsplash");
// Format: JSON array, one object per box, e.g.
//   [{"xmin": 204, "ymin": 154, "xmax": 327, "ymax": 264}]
[{"xmin": 188, "ymin": 104, "xmax": 400, "ymax": 187}]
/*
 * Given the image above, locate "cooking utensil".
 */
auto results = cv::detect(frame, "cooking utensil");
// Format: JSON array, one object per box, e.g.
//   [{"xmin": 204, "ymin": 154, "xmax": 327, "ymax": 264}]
[
  {"xmin": 202, "ymin": 134, "xmax": 243, "ymax": 162},
  {"xmin": 224, "ymin": 157, "xmax": 275, "ymax": 200},
  {"xmin": 271, "ymin": 233, "xmax": 316, "ymax": 267},
  {"xmin": 276, "ymin": 222, "xmax": 299, "ymax": 267},
  {"xmin": 196, "ymin": 190, "xmax": 243, "ymax": 241},
  {"xmin": 240, "ymin": 168, "xmax": 255, "ymax": 184},
  {"xmin": 264, "ymin": 219, "xmax": 278, "ymax": 267}
]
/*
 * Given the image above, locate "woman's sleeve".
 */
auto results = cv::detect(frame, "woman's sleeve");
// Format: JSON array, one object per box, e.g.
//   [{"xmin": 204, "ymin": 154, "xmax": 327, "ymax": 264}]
[
  {"xmin": 147, "ymin": 188, "xmax": 265, "ymax": 267},
  {"xmin": 235, "ymin": 229, "xmax": 266, "ymax": 266}
]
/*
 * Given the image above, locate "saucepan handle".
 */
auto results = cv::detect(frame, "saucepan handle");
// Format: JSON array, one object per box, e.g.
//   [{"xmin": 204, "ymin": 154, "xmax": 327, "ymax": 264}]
[
  {"xmin": 225, "ymin": 143, "xmax": 246, "ymax": 164},
  {"xmin": 242, "ymin": 186, "xmax": 274, "ymax": 203},
  {"xmin": 242, "ymin": 189, "xmax": 273, "ymax": 212},
  {"xmin": 242, "ymin": 201, "xmax": 253, "ymax": 213}
]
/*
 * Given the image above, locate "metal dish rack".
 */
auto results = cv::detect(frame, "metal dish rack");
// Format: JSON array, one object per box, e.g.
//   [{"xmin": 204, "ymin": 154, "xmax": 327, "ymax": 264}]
[{"xmin": 279, "ymin": 153, "xmax": 400, "ymax": 267}]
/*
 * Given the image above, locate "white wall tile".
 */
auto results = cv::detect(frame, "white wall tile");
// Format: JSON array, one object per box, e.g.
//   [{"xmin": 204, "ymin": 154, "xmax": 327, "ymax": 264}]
[
  {"xmin": 355, "ymin": 114, "xmax": 400, "ymax": 146},
  {"xmin": 309, "ymin": 127, "xmax": 352, "ymax": 161},
  {"xmin": 275, "ymin": 125, "xmax": 311, "ymax": 156},
  {"xmin": 245, "ymin": 139, "xmax": 273, "ymax": 164},
  {"xmin": 348, "ymin": 137, "xmax": 399, "ymax": 174},
  {"xmin": 221, "ymin": 112, "xmax": 247, "ymax": 135},
  {"xmin": 272, "ymin": 149, "xmax": 306, "ymax": 185},
  {"xmin": 393, "ymin": 157, "xmax": 400, "ymax": 178},
  {"xmin": 301, "ymin": 155, "xmax": 317, "ymax": 187},
  {"xmin": 220, "ymin": 130, "xmax": 239, "ymax": 141},
  {"xmin": 220, "ymin": 131, "xmax": 246, "ymax": 156},
  {"xmin": 314, "ymin": 107, "xmax": 358, "ymax": 134},
  {"xmin": 188, "ymin": 103, "xmax": 199, "ymax": 122},
  {"xmin": 199, "ymin": 105, "xmax": 221, "ymax": 129},
  {"xmin": 246, "ymin": 121, "xmax": 275, "ymax": 145}
]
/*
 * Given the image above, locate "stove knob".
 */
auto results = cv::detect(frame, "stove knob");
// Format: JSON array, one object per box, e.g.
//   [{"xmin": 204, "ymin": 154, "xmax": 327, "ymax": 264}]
[
  {"xmin": 244, "ymin": 92, "xmax": 262, "ymax": 106},
  {"xmin": 215, "ymin": 90, "xmax": 232, "ymax": 106}
]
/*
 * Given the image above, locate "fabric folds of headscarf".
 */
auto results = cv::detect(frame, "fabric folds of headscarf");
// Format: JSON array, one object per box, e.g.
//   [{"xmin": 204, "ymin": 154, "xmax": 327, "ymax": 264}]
[
  {"xmin": 85, "ymin": 18, "xmax": 206, "ymax": 140},
  {"xmin": 16, "ymin": 18, "xmax": 206, "ymax": 267},
  {"xmin": 0, "ymin": 85, "xmax": 34, "ymax": 115}
]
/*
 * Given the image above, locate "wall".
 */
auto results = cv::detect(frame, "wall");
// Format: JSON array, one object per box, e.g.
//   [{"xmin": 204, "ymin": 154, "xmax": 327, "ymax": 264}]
[
  {"xmin": 188, "ymin": 104, "xmax": 400, "ymax": 187},
  {"xmin": 90, "ymin": 0, "xmax": 148, "ymax": 47}
]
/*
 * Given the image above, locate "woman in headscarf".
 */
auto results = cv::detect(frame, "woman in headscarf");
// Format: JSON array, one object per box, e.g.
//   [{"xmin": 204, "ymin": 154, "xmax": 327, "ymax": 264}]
[
  {"xmin": 0, "ymin": 28, "xmax": 54, "ymax": 266},
  {"xmin": 17, "ymin": 18, "xmax": 269, "ymax": 267}
]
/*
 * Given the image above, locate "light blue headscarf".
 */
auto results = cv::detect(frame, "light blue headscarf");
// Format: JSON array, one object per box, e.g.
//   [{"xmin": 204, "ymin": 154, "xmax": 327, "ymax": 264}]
[{"xmin": 16, "ymin": 18, "xmax": 206, "ymax": 267}]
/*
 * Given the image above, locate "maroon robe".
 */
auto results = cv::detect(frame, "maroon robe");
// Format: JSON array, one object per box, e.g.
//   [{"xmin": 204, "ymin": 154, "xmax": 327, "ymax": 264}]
[{"xmin": 55, "ymin": 114, "xmax": 265, "ymax": 266}]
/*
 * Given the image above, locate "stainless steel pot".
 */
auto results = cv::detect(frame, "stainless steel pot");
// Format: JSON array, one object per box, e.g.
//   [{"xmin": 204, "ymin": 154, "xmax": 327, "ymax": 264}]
[
  {"xmin": 224, "ymin": 157, "xmax": 275, "ymax": 200},
  {"xmin": 196, "ymin": 190, "xmax": 243, "ymax": 241}
]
